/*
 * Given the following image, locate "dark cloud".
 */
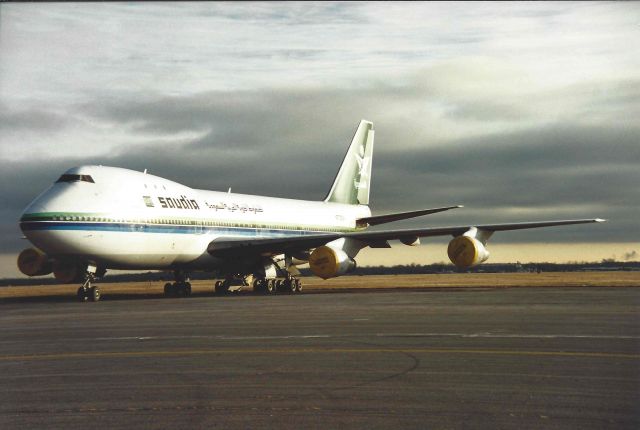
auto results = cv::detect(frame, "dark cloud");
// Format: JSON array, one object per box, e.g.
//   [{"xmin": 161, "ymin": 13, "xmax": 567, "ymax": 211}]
[
  {"xmin": 0, "ymin": 105, "xmax": 68, "ymax": 132},
  {"xmin": 375, "ymin": 125, "xmax": 638, "ymax": 204}
]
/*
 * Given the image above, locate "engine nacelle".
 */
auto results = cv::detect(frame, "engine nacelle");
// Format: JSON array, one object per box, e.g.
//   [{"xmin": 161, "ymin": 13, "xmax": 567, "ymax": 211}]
[
  {"xmin": 447, "ymin": 236, "xmax": 490, "ymax": 268},
  {"xmin": 53, "ymin": 261, "xmax": 88, "ymax": 284},
  {"xmin": 400, "ymin": 236, "xmax": 420, "ymax": 246},
  {"xmin": 309, "ymin": 246, "xmax": 356, "ymax": 280},
  {"xmin": 17, "ymin": 248, "xmax": 52, "ymax": 276},
  {"xmin": 290, "ymin": 250, "xmax": 311, "ymax": 265}
]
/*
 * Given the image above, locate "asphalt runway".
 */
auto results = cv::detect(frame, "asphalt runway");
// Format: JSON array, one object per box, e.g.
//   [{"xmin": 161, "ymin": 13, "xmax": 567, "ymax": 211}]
[{"xmin": 0, "ymin": 287, "xmax": 638, "ymax": 429}]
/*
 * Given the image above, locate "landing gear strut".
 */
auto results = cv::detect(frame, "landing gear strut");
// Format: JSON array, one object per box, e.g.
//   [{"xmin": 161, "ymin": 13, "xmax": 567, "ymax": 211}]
[
  {"xmin": 77, "ymin": 267, "xmax": 102, "ymax": 302},
  {"xmin": 164, "ymin": 270, "xmax": 192, "ymax": 298}
]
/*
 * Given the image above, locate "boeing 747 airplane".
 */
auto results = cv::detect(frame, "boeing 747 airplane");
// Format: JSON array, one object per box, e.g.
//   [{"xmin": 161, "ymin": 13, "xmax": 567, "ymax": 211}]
[{"xmin": 18, "ymin": 120, "xmax": 604, "ymax": 301}]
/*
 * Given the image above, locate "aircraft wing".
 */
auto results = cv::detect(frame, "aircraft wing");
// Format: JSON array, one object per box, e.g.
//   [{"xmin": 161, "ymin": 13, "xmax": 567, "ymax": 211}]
[
  {"xmin": 349, "ymin": 219, "xmax": 606, "ymax": 242},
  {"xmin": 207, "ymin": 234, "xmax": 339, "ymax": 257},
  {"xmin": 207, "ymin": 218, "xmax": 605, "ymax": 258},
  {"xmin": 356, "ymin": 205, "xmax": 463, "ymax": 226}
]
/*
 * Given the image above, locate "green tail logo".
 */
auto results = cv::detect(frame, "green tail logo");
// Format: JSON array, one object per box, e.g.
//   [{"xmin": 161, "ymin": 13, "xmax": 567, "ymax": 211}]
[{"xmin": 324, "ymin": 120, "xmax": 375, "ymax": 206}]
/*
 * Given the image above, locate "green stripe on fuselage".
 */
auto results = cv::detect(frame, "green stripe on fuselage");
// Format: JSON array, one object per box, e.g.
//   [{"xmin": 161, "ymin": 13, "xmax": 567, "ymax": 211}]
[{"xmin": 20, "ymin": 212, "xmax": 364, "ymax": 233}]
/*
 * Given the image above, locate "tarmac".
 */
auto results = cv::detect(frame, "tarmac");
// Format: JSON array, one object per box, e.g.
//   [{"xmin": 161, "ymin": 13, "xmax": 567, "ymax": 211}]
[{"xmin": 0, "ymin": 286, "xmax": 638, "ymax": 429}]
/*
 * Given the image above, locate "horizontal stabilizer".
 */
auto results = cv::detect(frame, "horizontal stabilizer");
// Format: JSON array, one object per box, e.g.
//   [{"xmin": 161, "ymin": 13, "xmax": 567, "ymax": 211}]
[{"xmin": 357, "ymin": 206, "xmax": 463, "ymax": 227}]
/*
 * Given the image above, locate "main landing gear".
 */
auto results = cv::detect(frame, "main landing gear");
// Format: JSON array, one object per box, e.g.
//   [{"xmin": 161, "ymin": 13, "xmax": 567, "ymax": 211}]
[
  {"xmin": 252, "ymin": 274, "xmax": 302, "ymax": 295},
  {"xmin": 215, "ymin": 275, "xmax": 250, "ymax": 295},
  {"xmin": 164, "ymin": 270, "xmax": 192, "ymax": 298},
  {"xmin": 213, "ymin": 274, "xmax": 302, "ymax": 296}
]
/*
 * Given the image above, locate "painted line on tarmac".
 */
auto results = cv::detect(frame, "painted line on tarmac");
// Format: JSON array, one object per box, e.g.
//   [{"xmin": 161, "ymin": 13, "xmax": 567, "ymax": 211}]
[
  {"xmin": 91, "ymin": 332, "xmax": 640, "ymax": 342},
  {"xmin": 0, "ymin": 347, "xmax": 638, "ymax": 362},
  {"xmin": 376, "ymin": 332, "xmax": 640, "ymax": 340},
  {"xmin": 94, "ymin": 334, "xmax": 333, "ymax": 341}
]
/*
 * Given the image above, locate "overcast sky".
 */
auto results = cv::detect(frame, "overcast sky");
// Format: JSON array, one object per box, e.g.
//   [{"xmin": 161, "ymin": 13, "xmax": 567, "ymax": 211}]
[{"xmin": 1, "ymin": 2, "xmax": 639, "ymax": 276}]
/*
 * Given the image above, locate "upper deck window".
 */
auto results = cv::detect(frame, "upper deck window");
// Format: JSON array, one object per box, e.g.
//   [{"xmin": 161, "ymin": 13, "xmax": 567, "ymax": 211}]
[{"xmin": 56, "ymin": 174, "xmax": 95, "ymax": 184}]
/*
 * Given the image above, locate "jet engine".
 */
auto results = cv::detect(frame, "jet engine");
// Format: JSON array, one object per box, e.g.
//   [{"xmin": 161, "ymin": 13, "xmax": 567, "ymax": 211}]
[
  {"xmin": 447, "ymin": 235, "xmax": 490, "ymax": 268},
  {"xmin": 17, "ymin": 248, "xmax": 52, "ymax": 276},
  {"xmin": 309, "ymin": 246, "xmax": 356, "ymax": 279},
  {"xmin": 290, "ymin": 250, "xmax": 311, "ymax": 265},
  {"xmin": 53, "ymin": 261, "xmax": 88, "ymax": 284},
  {"xmin": 400, "ymin": 236, "xmax": 420, "ymax": 246}
]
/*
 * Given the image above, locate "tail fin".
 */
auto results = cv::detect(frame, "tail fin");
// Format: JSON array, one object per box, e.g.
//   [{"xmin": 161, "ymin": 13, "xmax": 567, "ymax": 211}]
[{"xmin": 324, "ymin": 120, "xmax": 374, "ymax": 205}]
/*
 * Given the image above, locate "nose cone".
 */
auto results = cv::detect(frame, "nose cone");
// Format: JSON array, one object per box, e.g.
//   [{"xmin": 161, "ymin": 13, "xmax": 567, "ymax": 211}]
[
  {"xmin": 19, "ymin": 208, "xmax": 47, "ymax": 255},
  {"xmin": 20, "ymin": 185, "xmax": 58, "ymax": 246},
  {"xmin": 20, "ymin": 184, "xmax": 82, "ymax": 255},
  {"xmin": 21, "ymin": 184, "xmax": 66, "ymax": 220},
  {"xmin": 22, "ymin": 192, "xmax": 50, "ymax": 217}
]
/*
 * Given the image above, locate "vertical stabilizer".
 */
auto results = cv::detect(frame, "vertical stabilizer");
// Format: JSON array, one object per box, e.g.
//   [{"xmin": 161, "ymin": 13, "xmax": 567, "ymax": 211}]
[{"xmin": 324, "ymin": 120, "xmax": 374, "ymax": 205}]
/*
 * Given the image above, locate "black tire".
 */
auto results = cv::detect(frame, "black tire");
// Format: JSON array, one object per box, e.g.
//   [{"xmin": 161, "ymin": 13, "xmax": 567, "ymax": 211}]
[
  {"xmin": 175, "ymin": 283, "xmax": 186, "ymax": 298},
  {"xmin": 265, "ymin": 279, "xmax": 276, "ymax": 294},
  {"xmin": 164, "ymin": 282, "xmax": 174, "ymax": 297},
  {"xmin": 281, "ymin": 279, "xmax": 292, "ymax": 293},
  {"xmin": 89, "ymin": 286, "xmax": 101, "ymax": 302},
  {"xmin": 252, "ymin": 279, "xmax": 262, "ymax": 293},
  {"xmin": 184, "ymin": 282, "xmax": 192, "ymax": 297},
  {"xmin": 77, "ymin": 287, "xmax": 88, "ymax": 302},
  {"xmin": 295, "ymin": 279, "xmax": 302, "ymax": 293},
  {"xmin": 215, "ymin": 281, "xmax": 229, "ymax": 295}
]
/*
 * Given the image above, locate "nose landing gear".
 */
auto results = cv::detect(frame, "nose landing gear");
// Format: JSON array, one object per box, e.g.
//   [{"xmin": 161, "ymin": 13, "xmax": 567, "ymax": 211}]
[{"xmin": 76, "ymin": 266, "xmax": 104, "ymax": 302}]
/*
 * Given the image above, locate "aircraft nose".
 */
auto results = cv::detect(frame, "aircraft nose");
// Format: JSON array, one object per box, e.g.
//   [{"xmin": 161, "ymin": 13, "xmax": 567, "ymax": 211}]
[
  {"xmin": 21, "ymin": 191, "xmax": 53, "ymax": 218},
  {"xmin": 23, "ymin": 199, "xmax": 47, "ymax": 216}
]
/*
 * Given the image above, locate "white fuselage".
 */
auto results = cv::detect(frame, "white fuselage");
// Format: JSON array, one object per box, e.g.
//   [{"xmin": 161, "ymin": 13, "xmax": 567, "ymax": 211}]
[{"xmin": 20, "ymin": 166, "xmax": 371, "ymax": 270}]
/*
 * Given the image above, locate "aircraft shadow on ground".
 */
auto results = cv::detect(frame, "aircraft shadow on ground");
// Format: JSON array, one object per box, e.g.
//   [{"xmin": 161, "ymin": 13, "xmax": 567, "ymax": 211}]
[{"xmin": 0, "ymin": 286, "xmax": 487, "ymax": 304}]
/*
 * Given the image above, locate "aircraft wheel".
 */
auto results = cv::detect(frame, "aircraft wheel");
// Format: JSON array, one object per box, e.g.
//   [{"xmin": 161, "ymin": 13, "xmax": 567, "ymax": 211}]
[
  {"xmin": 282, "ymin": 279, "xmax": 294, "ymax": 293},
  {"xmin": 175, "ymin": 283, "xmax": 186, "ymax": 298},
  {"xmin": 89, "ymin": 286, "xmax": 101, "ymax": 302},
  {"xmin": 265, "ymin": 279, "xmax": 276, "ymax": 295},
  {"xmin": 252, "ymin": 279, "xmax": 262, "ymax": 293},
  {"xmin": 294, "ymin": 279, "xmax": 302, "ymax": 293},
  {"xmin": 177, "ymin": 282, "xmax": 191, "ymax": 297},
  {"xmin": 215, "ymin": 281, "xmax": 229, "ymax": 295},
  {"xmin": 77, "ymin": 287, "xmax": 88, "ymax": 302},
  {"xmin": 163, "ymin": 282, "xmax": 174, "ymax": 297}
]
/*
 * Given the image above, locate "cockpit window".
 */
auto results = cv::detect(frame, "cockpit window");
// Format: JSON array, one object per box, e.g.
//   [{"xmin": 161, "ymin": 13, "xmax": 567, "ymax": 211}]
[{"xmin": 56, "ymin": 174, "xmax": 95, "ymax": 183}]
